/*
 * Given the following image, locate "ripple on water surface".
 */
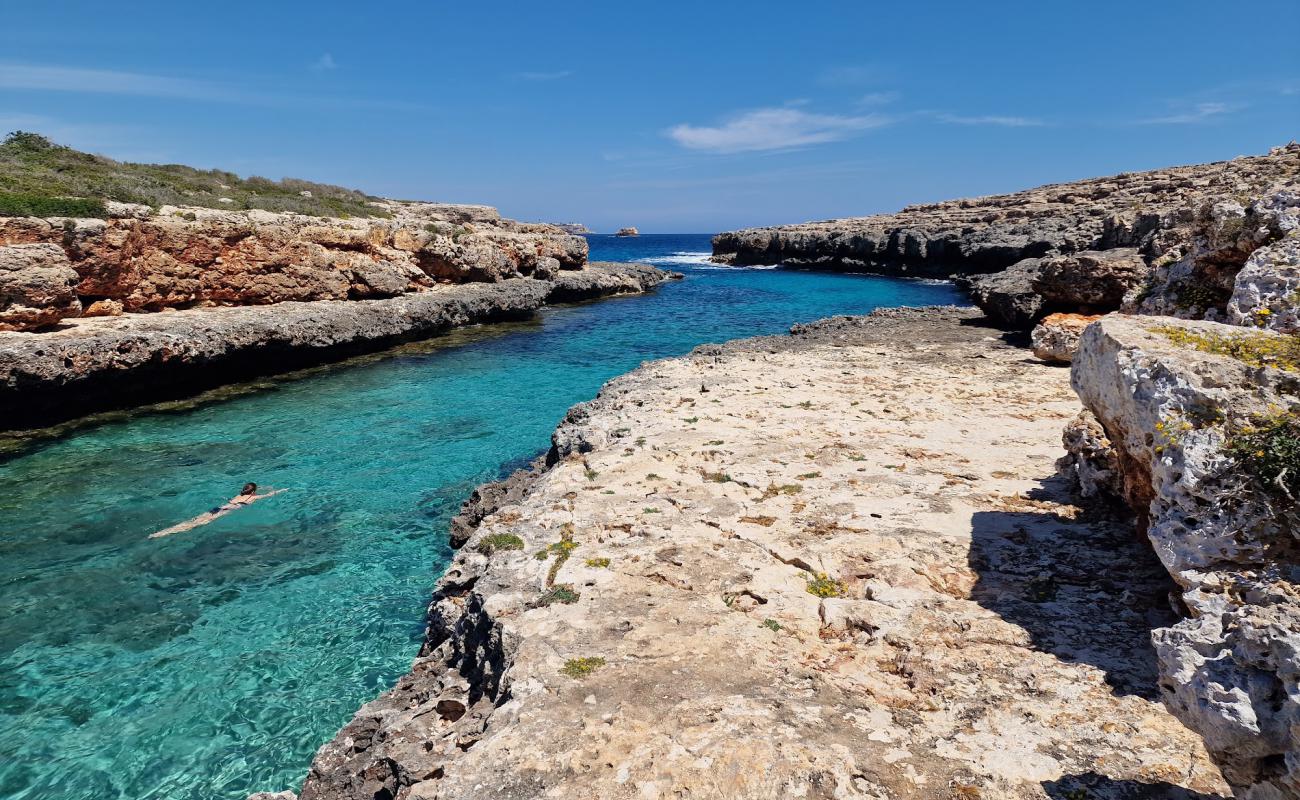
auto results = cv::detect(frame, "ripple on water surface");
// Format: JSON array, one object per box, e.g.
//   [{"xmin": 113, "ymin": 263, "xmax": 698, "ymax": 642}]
[{"xmin": 0, "ymin": 234, "xmax": 964, "ymax": 799}]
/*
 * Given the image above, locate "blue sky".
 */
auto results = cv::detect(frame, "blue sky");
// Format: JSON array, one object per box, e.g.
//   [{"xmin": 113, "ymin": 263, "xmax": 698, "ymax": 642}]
[{"xmin": 2, "ymin": 0, "xmax": 1297, "ymax": 232}]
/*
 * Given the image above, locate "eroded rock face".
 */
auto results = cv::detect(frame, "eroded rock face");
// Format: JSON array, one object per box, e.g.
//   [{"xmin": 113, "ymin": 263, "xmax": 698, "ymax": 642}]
[
  {"xmin": 1056, "ymin": 409, "xmax": 1118, "ymax": 500},
  {"xmin": 0, "ymin": 243, "xmax": 82, "ymax": 330},
  {"xmin": 0, "ymin": 202, "xmax": 588, "ymax": 313},
  {"xmin": 1031, "ymin": 313, "xmax": 1101, "ymax": 364},
  {"xmin": 1136, "ymin": 182, "xmax": 1299, "ymax": 323},
  {"xmin": 1072, "ymin": 315, "xmax": 1300, "ymax": 797}
]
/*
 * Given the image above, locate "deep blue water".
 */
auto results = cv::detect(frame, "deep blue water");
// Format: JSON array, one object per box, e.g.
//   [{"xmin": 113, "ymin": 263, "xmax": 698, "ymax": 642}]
[{"xmin": 0, "ymin": 234, "xmax": 962, "ymax": 799}]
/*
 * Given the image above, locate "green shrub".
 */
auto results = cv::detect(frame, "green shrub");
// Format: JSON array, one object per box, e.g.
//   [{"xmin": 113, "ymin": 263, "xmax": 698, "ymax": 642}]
[
  {"xmin": 0, "ymin": 191, "xmax": 106, "ymax": 218},
  {"xmin": 1227, "ymin": 410, "xmax": 1300, "ymax": 500},
  {"xmin": 476, "ymin": 533, "xmax": 524, "ymax": 556}
]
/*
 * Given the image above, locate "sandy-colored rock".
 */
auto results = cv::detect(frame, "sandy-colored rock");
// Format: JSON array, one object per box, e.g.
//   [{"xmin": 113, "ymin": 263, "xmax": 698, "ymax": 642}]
[
  {"xmin": 280, "ymin": 308, "xmax": 1228, "ymax": 800},
  {"xmin": 81, "ymin": 298, "xmax": 124, "ymax": 317},
  {"xmin": 0, "ymin": 242, "xmax": 82, "ymax": 330},
  {"xmin": 1073, "ymin": 315, "xmax": 1300, "ymax": 797},
  {"xmin": 1031, "ymin": 312, "xmax": 1101, "ymax": 364}
]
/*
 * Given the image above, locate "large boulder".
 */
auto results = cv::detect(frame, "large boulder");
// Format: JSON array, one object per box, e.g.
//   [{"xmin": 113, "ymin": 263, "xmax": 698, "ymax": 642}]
[
  {"xmin": 958, "ymin": 257, "xmax": 1044, "ymax": 327},
  {"xmin": 1030, "ymin": 312, "xmax": 1101, "ymax": 363},
  {"xmin": 1031, "ymin": 248, "xmax": 1148, "ymax": 309},
  {"xmin": 0, "ymin": 243, "xmax": 82, "ymax": 330},
  {"xmin": 1072, "ymin": 314, "xmax": 1300, "ymax": 797}
]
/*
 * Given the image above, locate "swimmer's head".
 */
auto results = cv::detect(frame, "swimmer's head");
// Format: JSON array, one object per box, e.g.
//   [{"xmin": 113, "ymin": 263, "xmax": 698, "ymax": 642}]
[{"xmin": 240, "ymin": 482, "xmax": 257, "ymax": 496}]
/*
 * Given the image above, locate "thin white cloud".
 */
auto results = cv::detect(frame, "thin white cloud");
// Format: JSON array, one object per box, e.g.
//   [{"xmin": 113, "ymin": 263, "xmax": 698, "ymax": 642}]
[
  {"xmin": 818, "ymin": 65, "xmax": 883, "ymax": 86},
  {"xmin": 311, "ymin": 53, "xmax": 337, "ymax": 71},
  {"xmin": 936, "ymin": 113, "xmax": 1046, "ymax": 127},
  {"xmin": 515, "ymin": 70, "xmax": 573, "ymax": 81},
  {"xmin": 0, "ymin": 63, "xmax": 235, "ymax": 101},
  {"xmin": 857, "ymin": 91, "xmax": 900, "ymax": 107},
  {"xmin": 0, "ymin": 62, "xmax": 427, "ymax": 112},
  {"xmin": 1140, "ymin": 102, "xmax": 1235, "ymax": 124},
  {"xmin": 667, "ymin": 107, "xmax": 892, "ymax": 154}
]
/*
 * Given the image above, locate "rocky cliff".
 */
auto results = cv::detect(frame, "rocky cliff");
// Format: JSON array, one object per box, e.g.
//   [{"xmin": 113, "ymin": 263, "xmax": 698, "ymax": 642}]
[
  {"xmin": 713, "ymin": 144, "xmax": 1300, "ymax": 330},
  {"xmin": 0, "ymin": 200, "xmax": 587, "ymax": 325}
]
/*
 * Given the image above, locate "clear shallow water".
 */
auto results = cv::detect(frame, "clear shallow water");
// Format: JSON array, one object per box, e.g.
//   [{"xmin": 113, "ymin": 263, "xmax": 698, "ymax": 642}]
[{"xmin": 0, "ymin": 234, "xmax": 962, "ymax": 799}]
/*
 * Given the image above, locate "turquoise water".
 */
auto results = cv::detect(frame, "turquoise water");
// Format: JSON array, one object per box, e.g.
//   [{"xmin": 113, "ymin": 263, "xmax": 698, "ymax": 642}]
[{"xmin": 0, "ymin": 235, "xmax": 962, "ymax": 799}]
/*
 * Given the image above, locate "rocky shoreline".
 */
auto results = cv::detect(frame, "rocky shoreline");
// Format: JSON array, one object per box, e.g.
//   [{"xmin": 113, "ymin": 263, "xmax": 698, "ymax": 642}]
[
  {"xmin": 0, "ymin": 261, "xmax": 678, "ymax": 432},
  {"xmin": 254, "ymin": 307, "xmax": 1233, "ymax": 800},
  {"xmin": 243, "ymin": 147, "xmax": 1300, "ymax": 800}
]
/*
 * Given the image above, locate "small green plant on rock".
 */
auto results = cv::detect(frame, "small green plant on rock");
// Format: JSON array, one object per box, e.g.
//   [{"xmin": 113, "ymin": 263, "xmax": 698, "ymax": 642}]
[
  {"xmin": 761, "ymin": 618, "xmax": 783, "ymax": 632},
  {"xmin": 476, "ymin": 533, "xmax": 524, "ymax": 556},
  {"xmin": 805, "ymin": 573, "xmax": 845, "ymax": 598},
  {"xmin": 1226, "ymin": 408, "xmax": 1300, "ymax": 501},
  {"xmin": 539, "ymin": 583, "xmax": 581, "ymax": 606},
  {"xmin": 585, "ymin": 557, "xmax": 610, "ymax": 568},
  {"xmin": 560, "ymin": 656, "xmax": 605, "ymax": 679},
  {"xmin": 537, "ymin": 524, "xmax": 579, "ymax": 586},
  {"xmin": 1173, "ymin": 281, "xmax": 1226, "ymax": 312}
]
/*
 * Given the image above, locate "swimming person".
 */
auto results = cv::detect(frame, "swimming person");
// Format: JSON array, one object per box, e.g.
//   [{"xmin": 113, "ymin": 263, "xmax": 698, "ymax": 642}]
[{"xmin": 149, "ymin": 483, "xmax": 286, "ymax": 539}]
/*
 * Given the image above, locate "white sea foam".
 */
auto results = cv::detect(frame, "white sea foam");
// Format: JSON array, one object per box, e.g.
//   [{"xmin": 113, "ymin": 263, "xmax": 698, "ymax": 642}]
[
  {"xmin": 641, "ymin": 251, "xmax": 717, "ymax": 266},
  {"xmin": 641, "ymin": 251, "xmax": 780, "ymax": 270}
]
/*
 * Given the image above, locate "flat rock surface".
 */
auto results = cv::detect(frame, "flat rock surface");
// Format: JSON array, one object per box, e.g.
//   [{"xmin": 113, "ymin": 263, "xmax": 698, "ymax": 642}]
[{"xmin": 293, "ymin": 307, "xmax": 1228, "ymax": 800}]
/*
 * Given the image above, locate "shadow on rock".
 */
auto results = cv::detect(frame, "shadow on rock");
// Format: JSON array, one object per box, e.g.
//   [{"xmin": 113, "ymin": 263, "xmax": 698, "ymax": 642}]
[
  {"xmin": 1043, "ymin": 772, "xmax": 1227, "ymax": 799},
  {"xmin": 967, "ymin": 474, "xmax": 1179, "ymax": 698}
]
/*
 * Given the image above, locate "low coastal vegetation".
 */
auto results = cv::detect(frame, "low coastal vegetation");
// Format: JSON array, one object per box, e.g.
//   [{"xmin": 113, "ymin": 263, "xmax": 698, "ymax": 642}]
[
  {"xmin": 0, "ymin": 131, "xmax": 386, "ymax": 218},
  {"xmin": 559, "ymin": 656, "xmax": 605, "ymax": 679},
  {"xmin": 475, "ymin": 533, "xmax": 525, "ymax": 556},
  {"xmin": 1154, "ymin": 324, "xmax": 1300, "ymax": 373},
  {"xmin": 805, "ymin": 572, "xmax": 846, "ymax": 598}
]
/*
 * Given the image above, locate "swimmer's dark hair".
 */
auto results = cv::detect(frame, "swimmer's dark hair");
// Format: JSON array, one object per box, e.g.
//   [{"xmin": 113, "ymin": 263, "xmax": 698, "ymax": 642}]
[{"xmin": 240, "ymin": 482, "xmax": 257, "ymax": 495}]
